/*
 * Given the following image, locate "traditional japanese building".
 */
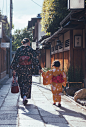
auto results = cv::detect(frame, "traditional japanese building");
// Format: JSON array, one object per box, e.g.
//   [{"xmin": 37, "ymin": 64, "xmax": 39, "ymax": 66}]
[
  {"xmin": 40, "ymin": 10, "xmax": 86, "ymax": 86},
  {"xmin": 0, "ymin": 16, "xmax": 10, "ymax": 79}
]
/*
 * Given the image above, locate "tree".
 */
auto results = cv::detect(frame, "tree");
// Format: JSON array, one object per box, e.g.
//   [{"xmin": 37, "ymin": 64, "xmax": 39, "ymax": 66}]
[
  {"xmin": 41, "ymin": 0, "xmax": 69, "ymax": 34},
  {"xmin": 0, "ymin": 10, "xmax": 10, "ymax": 38},
  {"xmin": 12, "ymin": 27, "xmax": 33, "ymax": 51}
]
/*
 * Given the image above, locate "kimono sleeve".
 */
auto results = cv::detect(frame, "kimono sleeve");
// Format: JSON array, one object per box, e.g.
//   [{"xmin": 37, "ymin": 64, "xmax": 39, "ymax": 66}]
[
  {"xmin": 42, "ymin": 70, "xmax": 53, "ymax": 85},
  {"xmin": 10, "ymin": 48, "xmax": 20, "ymax": 72},
  {"xmin": 62, "ymin": 71, "xmax": 67, "ymax": 87},
  {"xmin": 31, "ymin": 49, "xmax": 41, "ymax": 70}
]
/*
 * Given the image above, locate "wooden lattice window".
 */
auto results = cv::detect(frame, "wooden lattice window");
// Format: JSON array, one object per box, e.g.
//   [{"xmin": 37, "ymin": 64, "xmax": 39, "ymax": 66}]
[{"xmin": 65, "ymin": 39, "xmax": 70, "ymax": 47}]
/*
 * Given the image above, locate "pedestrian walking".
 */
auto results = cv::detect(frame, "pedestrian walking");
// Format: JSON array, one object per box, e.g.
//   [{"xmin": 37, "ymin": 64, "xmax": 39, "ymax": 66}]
[
  {"xmin": 10, "ymin": 38, "xmax": 42, "ymax": 105},
  {"xmin": 42, "ymin": 60, "xmax": 67, "ymax": 107}
]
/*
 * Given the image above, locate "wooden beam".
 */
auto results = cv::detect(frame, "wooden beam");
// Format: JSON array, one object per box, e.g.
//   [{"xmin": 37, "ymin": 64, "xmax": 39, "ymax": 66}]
[{"xmin": 70, "ymin": 30, "xmax": 73, "ymax": 67}]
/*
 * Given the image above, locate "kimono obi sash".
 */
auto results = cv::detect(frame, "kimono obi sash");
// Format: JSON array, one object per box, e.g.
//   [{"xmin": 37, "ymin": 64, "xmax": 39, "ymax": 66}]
[
  {"xmin": 19, "ymin": 56, "xmax": 32, "ymax": 65},
  {"xmin": 52, "ymin": 74, "xmax": 64, "ymax": 83}
]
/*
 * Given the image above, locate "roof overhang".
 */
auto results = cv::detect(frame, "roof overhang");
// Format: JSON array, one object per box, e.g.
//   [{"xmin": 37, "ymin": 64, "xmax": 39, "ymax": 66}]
[
  {"xmin": 42, "ymin": 10, "xmax": 85, "ymax": 45},
  {"xmin": 28, "ymin": 14, "xmax": 41, "ymax": 29}
]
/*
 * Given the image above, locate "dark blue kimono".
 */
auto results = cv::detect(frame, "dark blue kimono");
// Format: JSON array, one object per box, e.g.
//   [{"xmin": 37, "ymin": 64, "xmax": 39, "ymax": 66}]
[{"xmin": 10, "ymin": 45, "xmax": 41, "ymax": 99}]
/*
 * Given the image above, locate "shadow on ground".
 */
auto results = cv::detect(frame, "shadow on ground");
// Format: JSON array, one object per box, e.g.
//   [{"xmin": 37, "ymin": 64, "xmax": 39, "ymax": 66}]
[{"xmin": 18, "ymin": 103, "xmax": 86, "ymax": 127}]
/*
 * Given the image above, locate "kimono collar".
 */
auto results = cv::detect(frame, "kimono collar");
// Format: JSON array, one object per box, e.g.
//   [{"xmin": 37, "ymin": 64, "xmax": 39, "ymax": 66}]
[{"xmin": 55, "ymin": 67, "xmax": 59, "ymax": 70}]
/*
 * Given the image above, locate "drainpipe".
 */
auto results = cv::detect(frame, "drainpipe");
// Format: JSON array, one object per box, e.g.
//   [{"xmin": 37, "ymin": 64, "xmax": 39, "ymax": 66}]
[
  {"xmin": 0, "ymin": 11, "xmax": 2, "ymax": 79},
  {"xmin": 50, "ymin": 44, "xmax": 51, "ymax": 68},
  {"xmin": 63, "ymin": 34, "xmax": 64, "ymax": 70},
  {"xmin": 0, "ymin": 38, "xmax": 1, "ymax": 79},
  {"xmin": 45, "ymin": 48, "xmax": 46, "ymax": 67}
]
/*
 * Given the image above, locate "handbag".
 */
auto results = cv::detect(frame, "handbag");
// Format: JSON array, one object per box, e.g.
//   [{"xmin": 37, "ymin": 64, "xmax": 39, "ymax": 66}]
[{"xmin": 11, "ymin": 73, "xmax": 19, "ymax": 93}]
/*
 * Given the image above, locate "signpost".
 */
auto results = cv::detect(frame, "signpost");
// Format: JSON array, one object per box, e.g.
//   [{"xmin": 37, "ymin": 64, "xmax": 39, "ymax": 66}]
[{"xmin": 32, "ymin": 42, "xmax": 36, "ymax": 50}]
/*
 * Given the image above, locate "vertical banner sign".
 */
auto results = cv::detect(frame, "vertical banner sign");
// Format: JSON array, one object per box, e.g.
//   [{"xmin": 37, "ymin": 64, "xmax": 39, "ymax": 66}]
[
  {"xmin": 0, "ymin": 22, "xmax": 2, "ymax": 38},
  {"xmin": 32, "ymin": 42, "xmax": 36, "ymax": 50}
]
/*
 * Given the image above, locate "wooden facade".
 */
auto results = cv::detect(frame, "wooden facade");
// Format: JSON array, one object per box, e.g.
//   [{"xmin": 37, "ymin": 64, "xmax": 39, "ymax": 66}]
[
  {"xmin": 50, "ymin": 29, "xmax": 86, "ymax": 76},
  {"xmin": 0, "ymin": 40, "xmax": 7, "ymax": 78},
  {"xmin": 0, "ymin": 30, "xmax": 10, "ymax": 79},
  {"xmin": 39, "ymin": 10, "xmax": 86, "ymax": 85}
]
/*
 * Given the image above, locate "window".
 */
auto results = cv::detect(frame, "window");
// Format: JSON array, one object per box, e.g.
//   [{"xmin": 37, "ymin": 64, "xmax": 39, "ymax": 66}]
[{"xmin": 65, "ymin": 39, "xmax": 70, "ymax": 47}]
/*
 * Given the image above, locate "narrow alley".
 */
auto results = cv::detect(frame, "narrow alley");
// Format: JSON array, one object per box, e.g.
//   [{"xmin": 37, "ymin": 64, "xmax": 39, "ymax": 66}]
[{"xmin": 0, "ymin": 75, "xmax": 86, "ymax": 127}]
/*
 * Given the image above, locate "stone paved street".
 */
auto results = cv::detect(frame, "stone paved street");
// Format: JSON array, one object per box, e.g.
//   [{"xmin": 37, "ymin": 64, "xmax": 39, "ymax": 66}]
[
  {"xmin": 0, "ymin": 75, "xmax": 86, "ymax": 127},
  {"xmin": 18, "ymin": 76, "xmax": 86, "ymax": 127},
  {"xmin": 0, "ymin": 75, "xmax": 19, "ymax": 127}
]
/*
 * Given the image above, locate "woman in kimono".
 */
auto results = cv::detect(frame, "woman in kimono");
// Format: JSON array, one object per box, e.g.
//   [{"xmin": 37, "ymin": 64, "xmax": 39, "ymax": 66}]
[
  {"xmin": 10, "ymin": 38, "xmax": 42, "ymax": 105},
  {"xmin": 42, "ymin": 61, "xmax": 67, "ymax": 107}
]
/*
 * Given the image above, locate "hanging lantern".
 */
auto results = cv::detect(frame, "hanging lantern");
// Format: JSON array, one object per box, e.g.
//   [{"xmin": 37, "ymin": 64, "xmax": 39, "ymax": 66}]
[
  {"xmin": 67, "ymin": 0, "xmax": 85, "ymax": 10},
  {"xmin": 0, "ymin": 22, "xmax": 2, "ymax": 39},
  {"xmin": 57, "ymin": 40, "xmax": 61, "ymax": 46}
]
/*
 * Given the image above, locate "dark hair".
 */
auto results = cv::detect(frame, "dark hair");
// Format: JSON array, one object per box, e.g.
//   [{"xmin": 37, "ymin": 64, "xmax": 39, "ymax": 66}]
[
  {"xmin": 21, "ymin": 38, "xmax": 29, "ymax": 44},
  {"xmin": 52, "ymin": 60, "xmax": 60, "ymax": 67}
]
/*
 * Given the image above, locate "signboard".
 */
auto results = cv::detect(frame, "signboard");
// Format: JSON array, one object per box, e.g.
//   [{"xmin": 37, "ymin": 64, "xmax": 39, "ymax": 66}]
[
  {"xmin": 74, "ymin": 35, "xmax": 81, "ymax": 47},
  {"xmin": 67, "ymin": 0, "xmax": 85, "ymax": 10},
  {"xmin": 32, "ymin": 42, "xmax": 36, "ymax": 50},
  {"xmin": 1, "ymin": 42, "xmax": 10, "ymax": 48},
  {"xmin": 0, "ymin": 22, "xmax": 2, "ymax": 38}
]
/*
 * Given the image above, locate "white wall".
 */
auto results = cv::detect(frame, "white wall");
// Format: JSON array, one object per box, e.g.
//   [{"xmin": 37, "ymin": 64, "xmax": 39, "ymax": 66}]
[{"xmin": 38, "ymin": 21, "xmax": 46, "ymax": 41}]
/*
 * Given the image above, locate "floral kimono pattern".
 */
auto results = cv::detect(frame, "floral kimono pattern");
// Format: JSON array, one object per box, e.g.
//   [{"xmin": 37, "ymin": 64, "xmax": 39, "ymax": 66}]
[
  {"xmin": 10, "ymin": 45, "xmax": 41, "ymax": 99},
  {"xmin": 42, "ymin": 67, "xmax": 67, "ymax": 103}
]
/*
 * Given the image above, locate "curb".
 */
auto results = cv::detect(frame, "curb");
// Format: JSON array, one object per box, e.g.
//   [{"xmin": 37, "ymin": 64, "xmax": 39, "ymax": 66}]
[
  {"xmin": 0, "ymin": 75, "xmax": 12, "ymax": 108},
  {"xmin": 0, "ymin": 74, "xmax": 9, "ymax": 83},
  {"xmin": 43, "ymin": 81, "xmax": 86, "ymax": 111},
  {"xmin": 0, "ymin": 74, "xmax": 10, "ymax": 90},
  {"xmin": 34, "ymin": 76, "xmax": 86, "ymax": 111},
  {"xmin": 64, "ymin": 95, "xmax": 86, "ymax": 111}
]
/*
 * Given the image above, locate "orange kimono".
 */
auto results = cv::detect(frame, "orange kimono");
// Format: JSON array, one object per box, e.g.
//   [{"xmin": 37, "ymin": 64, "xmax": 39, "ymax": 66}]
[{"xmin": 42, "ymin": 67, "xmax": 67, "ymax": 103}]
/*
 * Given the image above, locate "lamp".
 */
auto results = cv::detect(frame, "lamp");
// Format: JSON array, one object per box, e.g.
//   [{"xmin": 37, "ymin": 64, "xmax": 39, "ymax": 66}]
[
  {"xmin": 57, "ymin": 40, "xmax": 61, "ymax": 46},
  {"xmin": 39, "ymin": 44, "xmax": 42, "ymax": 49},
  {"xmin": 67, "ymin": 0, "xmax": 85, "ymax": 10}
]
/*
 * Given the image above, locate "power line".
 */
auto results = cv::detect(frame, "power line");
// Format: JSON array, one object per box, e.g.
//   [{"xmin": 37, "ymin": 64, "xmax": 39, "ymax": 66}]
[
  {"xmin": 31, "ymin": 0, "xmax": 42, "ymax": 7},
  {"xmin": 6, "ymin": 0, "xmax": 7, "ymax": 16},
  {"xmin": 2, "ymin": 0, "xmax": 4, "ymax": 14}
]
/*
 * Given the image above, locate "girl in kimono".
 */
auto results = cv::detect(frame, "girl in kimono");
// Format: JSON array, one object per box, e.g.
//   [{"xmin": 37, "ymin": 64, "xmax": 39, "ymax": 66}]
[
  {"xmin": 42, "ymin": 61, "xmax": 67, "ymax": 107},
  {"xmin": 10, "ymin": 38, "xmax": 42, "ymax": 105}
]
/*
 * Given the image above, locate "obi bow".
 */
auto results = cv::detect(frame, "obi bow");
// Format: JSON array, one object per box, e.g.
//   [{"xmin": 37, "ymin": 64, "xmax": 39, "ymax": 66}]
[{"xmin": 52, "ymin": 74, "xmax": 64, "ymax": 83}]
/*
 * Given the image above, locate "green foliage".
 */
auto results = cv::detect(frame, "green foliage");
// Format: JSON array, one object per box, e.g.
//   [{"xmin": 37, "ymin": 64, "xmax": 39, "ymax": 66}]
[
  {"xmin": 42, "ymin": 67, "xmax": 51, "ymax": 72},
  {"xmin": 41, "ymin": 0, "xmax": 69, "ymax": 34},
  {"xmin": 0, "ymin": 10, "xmax": 10, "ymax": 38},
  {"xmin": 3, "ymin": 22, "xmax": 10, "ymax": 38},
  {"xmin": 12, "ymin": 27, "xmax": 33, "ymax": 51},
  {"xmin": 66, "ymin": 66, "xmax": 84, "ymax": 82}
]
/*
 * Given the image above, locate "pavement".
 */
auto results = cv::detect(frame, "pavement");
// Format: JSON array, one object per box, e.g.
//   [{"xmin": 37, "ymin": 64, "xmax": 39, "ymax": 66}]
[{"xmin": 0, "ymin": 75, "xmax": 86, "ymax": 127}]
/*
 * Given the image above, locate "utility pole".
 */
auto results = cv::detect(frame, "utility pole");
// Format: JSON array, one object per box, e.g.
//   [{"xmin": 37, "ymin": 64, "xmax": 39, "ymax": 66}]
[
  {"xmin": 0, "ymin": 11, "xmax": 2, "ymax": 79},
  {"xmin": 9, "ymin": 0, "xmax": 13, "ymax": 77}
]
